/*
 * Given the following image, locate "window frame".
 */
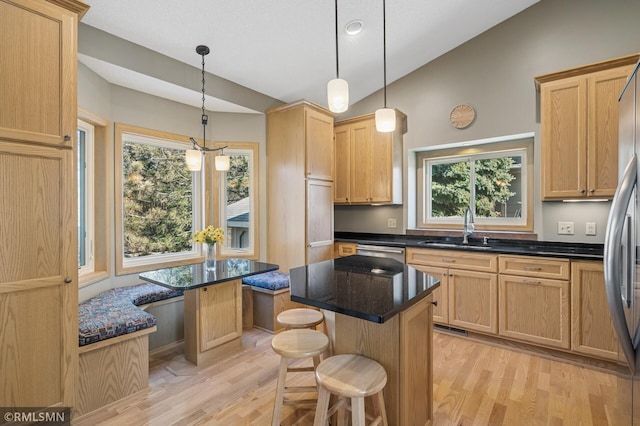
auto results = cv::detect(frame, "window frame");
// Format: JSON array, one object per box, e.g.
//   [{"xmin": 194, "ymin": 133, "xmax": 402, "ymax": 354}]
[
  {"xmin": 77, "ymin": 118, "xmax": 95, "ymax": 276},
  {"xmin": 416, "ymin": 137, "xmax": 533, "ymax": 232},
  {"xmin": 114, "ymin": 123, "xmax": 203, "ymax": 275},
  {"xmin": 210, "ymin": 142, "xmax": 260, "ymax": 260}
]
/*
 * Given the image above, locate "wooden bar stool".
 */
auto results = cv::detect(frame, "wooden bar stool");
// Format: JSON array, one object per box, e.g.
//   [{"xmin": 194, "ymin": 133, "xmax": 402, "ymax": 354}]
[
  {"xmin": 271, "ymin": 328, "xmax": 329, "ymax": 426},
  {"xmin": 313, "ymin": 354, "xmax": 388, "ymax": 426},
  {"xmin": 277, "ymin": 308, "xmax": 324, "ymax": 330}
]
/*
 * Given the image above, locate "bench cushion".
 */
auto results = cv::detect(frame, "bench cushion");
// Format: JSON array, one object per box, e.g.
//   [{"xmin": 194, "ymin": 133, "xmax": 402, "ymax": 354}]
[
  {"xmin": 242, "ymin": 271, "xmax": 290, "ymax": 291},
  {"xmin": 79, "ymin": 283, "xmax": 184, "ymax": 346}
]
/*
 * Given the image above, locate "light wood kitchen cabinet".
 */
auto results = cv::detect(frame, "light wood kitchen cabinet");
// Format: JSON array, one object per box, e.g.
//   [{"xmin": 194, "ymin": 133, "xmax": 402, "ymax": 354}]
[
  {"xmin": 536, "ymin": 56, "xmax": 637, "ymax": 200},
  {"xmin": 412, "ymin": 265, "xmax": 449, "ymax": 324},
  {"xmin": 498, "ymin": 255, "xmax": 570, "ymax": 349},
  {"xmin": 571, "ymin": 261, "xmax": 619, "ymax": 361},
  {"xmin": 334, "ymin": 111, "xmax": 406, "ymax": 205},
  {"xmin": 267, "ymin": 101, "xmax": 335, "ymax": 272},
  {"xmin": 407, "ymin": 248, "xmax": 498, "ymax": 334},
  {"xmin": 0, "ymin": 0, "xmax": 88, "ymax": 409},
  {"xmin": 334, "ymin": 242, "xmax": 357, "ymax": 257}
]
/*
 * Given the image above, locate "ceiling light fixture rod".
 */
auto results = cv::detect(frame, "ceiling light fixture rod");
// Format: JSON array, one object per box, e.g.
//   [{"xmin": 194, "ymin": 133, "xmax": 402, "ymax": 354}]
[
  {"xmin": 334, "ymin": 0, "xmax": 339, "ymax": 79},
  {"xmin": 382, "ymin": 0, "xmax": 387, "ymax": 108}
]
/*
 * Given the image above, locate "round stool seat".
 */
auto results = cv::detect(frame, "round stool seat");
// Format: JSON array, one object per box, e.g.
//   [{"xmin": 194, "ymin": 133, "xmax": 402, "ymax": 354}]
[
  {"xmin": 277, "ymin": 308, "xmax": 324, "ymax": 329},
  {"xmin": 315, "ymin": 354, "xmax": 387, "ymax": 399},
  {"xmin": 271, "ymin": 329, "xmax": 329, "ymax": 359}
]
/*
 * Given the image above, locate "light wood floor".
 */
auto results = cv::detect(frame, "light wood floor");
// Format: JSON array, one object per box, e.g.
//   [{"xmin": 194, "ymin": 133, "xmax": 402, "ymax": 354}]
[{"xmin": 73, "ymin": 328, "xmax": 623, "ymax": 425}]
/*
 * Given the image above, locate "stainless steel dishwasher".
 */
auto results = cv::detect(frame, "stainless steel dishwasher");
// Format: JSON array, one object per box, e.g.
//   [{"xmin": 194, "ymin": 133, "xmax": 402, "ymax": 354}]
[{"xmin": 355, "ymin": 244, "xmax": 405, "ymax": 263}]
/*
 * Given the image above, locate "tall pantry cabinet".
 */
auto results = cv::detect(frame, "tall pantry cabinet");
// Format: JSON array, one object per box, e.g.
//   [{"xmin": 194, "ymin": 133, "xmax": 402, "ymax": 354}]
[
  {"xmin": 267, "ymin": 101, "xmax": 335, "ymax": 273},
  {"xmin": 0, "ymin": 0, "xmax": 88, "ymax": 408}
]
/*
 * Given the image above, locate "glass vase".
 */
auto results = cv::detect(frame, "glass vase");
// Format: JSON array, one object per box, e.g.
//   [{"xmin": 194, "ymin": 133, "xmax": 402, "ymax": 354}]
[{"xmin": 205, "ymin": 243, "xmax": 217, "ymax": 271}]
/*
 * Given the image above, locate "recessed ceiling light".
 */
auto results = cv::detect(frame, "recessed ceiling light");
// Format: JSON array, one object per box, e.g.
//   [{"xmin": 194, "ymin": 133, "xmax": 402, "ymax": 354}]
[{"xmin": 345, "ymin": 20, "xmax": 363, "ymax": 36}]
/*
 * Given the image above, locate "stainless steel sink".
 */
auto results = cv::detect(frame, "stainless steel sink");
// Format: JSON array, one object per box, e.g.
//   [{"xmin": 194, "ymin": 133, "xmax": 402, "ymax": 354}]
[{"xmin": 419, "ymin": 241, "xmax": 493, "ymax": 250}]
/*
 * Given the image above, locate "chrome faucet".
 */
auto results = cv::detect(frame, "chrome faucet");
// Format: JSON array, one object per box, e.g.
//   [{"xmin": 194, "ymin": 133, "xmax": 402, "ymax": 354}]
[{"xmin": 462, "ymin": 206, "xmax": 475, "ymax": 245}]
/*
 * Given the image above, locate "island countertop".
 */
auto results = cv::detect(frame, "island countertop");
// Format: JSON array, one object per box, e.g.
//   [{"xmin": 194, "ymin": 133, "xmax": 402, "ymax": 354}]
[
  {"xmin": 139, "ymin": 258, "xmax": 278, "ymax": 290},
  {"xmin": 289, "ymin": 255, "xmax": 440, "ymax": 323}
]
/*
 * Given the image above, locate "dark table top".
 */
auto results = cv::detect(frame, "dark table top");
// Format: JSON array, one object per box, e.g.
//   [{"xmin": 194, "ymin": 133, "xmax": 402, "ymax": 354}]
[
  {"xmin": 139, "ymin": 258, "xmax": 279, "ymax": 290},
  {"xmin": 289, "ymin": 255, "xmax": 440, "ymax": 323}
]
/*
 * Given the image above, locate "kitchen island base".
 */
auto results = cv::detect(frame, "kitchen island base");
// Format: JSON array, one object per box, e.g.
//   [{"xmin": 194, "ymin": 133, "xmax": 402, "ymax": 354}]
[{"xmin": 331, "ymin": 293, "xmax": 434, "ymax": 426}]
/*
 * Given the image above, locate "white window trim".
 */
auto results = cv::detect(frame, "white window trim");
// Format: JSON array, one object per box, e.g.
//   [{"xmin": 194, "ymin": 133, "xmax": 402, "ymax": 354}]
[{"xmin": 78, "ymin": 119, "xmax": 95, "ymax": 276}]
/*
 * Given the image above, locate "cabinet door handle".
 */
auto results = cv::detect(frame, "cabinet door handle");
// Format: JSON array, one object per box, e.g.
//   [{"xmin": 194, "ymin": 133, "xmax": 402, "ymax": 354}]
[
  {"xmin": 441, "ymin": 258, "xmax": 455, "ymax": 263},
  {"xmin": 523, "ymin": 266, "xmax": 542, "ymax": 271},
  {"xmin": 522, "ymin": 280, "xmax": 541, "ymax": 285},
  {"xmin": 431, "ymin": 301, "xmax": 438, "ymax": 306},
  {"xmin": 64, "ymin": 135, "xmax": 71, "ymax": 141},
  {"xmin": 589, "ymin": 188, "xmax": 595, "ymax": 193},
  {"xmin": 580, "ymin": 189, "xmax": 586, "ymax": 194},
  {"xmin": 64, "ymin": 277, "xmax": 72, "ymax": 284}
]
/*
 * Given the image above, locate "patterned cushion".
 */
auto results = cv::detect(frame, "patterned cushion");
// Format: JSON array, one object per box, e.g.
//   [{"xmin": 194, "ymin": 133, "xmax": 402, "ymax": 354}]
[
  {"xmin": 242, "ymin": 271, "xmax": 290, "ymax": 291},
  {"xmin": 78, "ymin": 283, "xmax": 184, "ymax": 346}
]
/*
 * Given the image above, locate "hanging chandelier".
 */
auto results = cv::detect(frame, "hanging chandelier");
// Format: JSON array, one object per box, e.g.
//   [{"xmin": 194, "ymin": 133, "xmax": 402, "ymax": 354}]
[{"xmin": 185, "ymin": 45, "xmax": 230, "ymax": 172}]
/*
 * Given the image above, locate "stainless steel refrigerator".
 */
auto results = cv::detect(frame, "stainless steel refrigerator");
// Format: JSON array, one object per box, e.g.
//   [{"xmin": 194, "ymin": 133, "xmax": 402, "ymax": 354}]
[{"xmin": 605, "ymin": 59, "xmax": 640, "ymax": 425}]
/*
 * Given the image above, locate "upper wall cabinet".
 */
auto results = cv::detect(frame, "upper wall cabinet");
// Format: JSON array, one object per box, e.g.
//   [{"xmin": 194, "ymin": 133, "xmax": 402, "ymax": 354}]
[
  {"xmin": 535, "ymin": 55, "xmax": 638, "ymax": 200},
  {"xmin": 0, "ymin": 0, "xmax": 86, "ymax": 147},
  {"xmin": 334, "ymin": 111, "xmax": 406, "ymax": 205}
]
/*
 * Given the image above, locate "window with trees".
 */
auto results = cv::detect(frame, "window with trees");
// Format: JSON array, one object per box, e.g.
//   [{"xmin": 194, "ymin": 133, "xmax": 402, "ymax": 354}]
[
  {"xmin": 115, "ymin": 124, "xmax": 201, "ymax": 274},
  {"xmin": 213, "ymin": 143, "xmax": 259, "ymax": 259},
  {"xmin": 78, "ymin": 119, "xmax": 94, "ymax": 275},
  {"xmin": 417, "ymin": 137, "xmax": 533, "ymax": 231}
]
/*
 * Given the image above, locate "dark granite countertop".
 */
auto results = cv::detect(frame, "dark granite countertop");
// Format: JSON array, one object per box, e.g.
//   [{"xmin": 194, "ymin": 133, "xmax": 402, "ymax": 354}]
[
  {"xmin": 139, "ymin": 258, "xmax": 278, "ymax": 290},
  {"xmin": 289, "ymin": 255, "xmax": 440, "ymax": 323},
  {"xmin": 335, "ymin": 232, "xmax": 604, "ymax": 260}
]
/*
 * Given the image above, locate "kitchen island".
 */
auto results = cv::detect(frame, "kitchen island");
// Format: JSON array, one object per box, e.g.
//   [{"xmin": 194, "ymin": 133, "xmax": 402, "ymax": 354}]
[
  {"xmin": 290, "ymin": 255, "xmax": 440, "ymax": 425},
  {"xmin": 140, "ymin": 258, "xmax": 278, "ymax": 365}
]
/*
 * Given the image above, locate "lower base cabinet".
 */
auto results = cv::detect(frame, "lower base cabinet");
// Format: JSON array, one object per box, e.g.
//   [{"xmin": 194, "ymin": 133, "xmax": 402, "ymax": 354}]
[
  {"xmin": 498, "ymin": 275, "xmax": 570, "ymax": 349},
  {"xmin": 448, "ymin": 270, "xmax": 498, "ymax": 335},
  {"xmin": 571, "ymin": 261, "xmax": 619, "ymax": 361}
]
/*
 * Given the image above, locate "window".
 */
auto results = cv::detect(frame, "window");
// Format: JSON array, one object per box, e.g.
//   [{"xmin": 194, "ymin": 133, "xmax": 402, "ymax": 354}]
[
  {"xmin": 115, "ymin": 124, "xmax": 201, "ymax": 274},
  {"xmin": 417, "ymin": 137, "xmax": 533, "ymax": 231},
  {"xmin": 213, "ymin": 143, "xmax": 259, "ymax": 259},
  {"xmin": 78, "ymin": 119, "xmax": 95, "ymax": 275}
]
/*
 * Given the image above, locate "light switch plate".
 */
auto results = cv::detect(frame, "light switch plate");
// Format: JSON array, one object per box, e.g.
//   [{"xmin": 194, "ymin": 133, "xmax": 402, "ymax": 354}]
[
  {"xmin": 388, "ymin": 218, "xmax": 397, "ymax": 229},
  {"xmin": 586, "ymin": 222, "xmax": 597, "ymax": 236}
]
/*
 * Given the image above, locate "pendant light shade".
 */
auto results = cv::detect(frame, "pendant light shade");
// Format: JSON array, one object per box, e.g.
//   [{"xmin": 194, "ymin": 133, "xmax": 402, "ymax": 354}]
[
  {"xmin": 215, "ymin": 153, "xmax": 230, "ymax": 171},
  {"xmin": 185, "ymin": 44, "xmax": 229, "ymax": 172},
  {"xmin": 186, "ymin": 149, "xmax": 203, "ymax": 171},
  {"xmin": 375, "ymin": 0, "xmax": 395, "ymax": 133},
  {"xmin": 327, "ymin": 78, "xmax": 349, "ymax": 113},
  {"xmin": 375, "ymin": 108, "xmax": 396, "ymax": 132},
  {"xmin": 327, "ymin": 0, "xmax": 349, "ymax": 113}
]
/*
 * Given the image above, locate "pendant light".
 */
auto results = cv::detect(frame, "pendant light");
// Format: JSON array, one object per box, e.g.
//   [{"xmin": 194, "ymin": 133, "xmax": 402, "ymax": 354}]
[
  {"xmin": 375, "ymin": 0, "xmax": 395, "ymax": 132},
  {"xmin": 185, "ymin": 45, "xmax": 230, "ymax": 172},
  {"xmin": 327, "ymin": 0, "xmax": 349, "ymax": 113}
]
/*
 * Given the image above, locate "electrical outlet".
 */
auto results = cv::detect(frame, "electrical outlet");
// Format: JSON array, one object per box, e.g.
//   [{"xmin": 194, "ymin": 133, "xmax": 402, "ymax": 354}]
[
  {"xmin": 387, "ymin": 218, "xmax": 397, "ymax": 229},
  {"xmin": 586, "ymin": 222, "xmax": 597, "ymax": 236},
  {"xmin": 557, "ymin": 221, "xmax": 574, "ymax": 235}
]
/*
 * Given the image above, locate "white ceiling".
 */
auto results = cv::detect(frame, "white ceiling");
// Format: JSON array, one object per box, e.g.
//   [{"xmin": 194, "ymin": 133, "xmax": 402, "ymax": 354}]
[{"xmin": 80, "ymin": 0, "xmax": 539, "ymax": 113}]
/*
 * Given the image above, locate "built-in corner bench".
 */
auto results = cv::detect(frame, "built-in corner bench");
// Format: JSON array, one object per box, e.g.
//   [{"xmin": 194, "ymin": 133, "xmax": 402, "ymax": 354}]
[
  {"xmin": 76, "ymin": 283, "xmax": 183, "ymax": 417},
  {"xmin": 242, "ymin": 271, "xmax": 303, "ymax": 333}
]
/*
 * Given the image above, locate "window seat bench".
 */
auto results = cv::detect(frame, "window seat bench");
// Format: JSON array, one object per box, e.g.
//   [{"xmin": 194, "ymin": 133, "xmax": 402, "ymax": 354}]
[
  {"xmin": 75, "ymin": 283, "xmax": 183, "ymax": 417},
  {"xmin": 242, "ymin": 271, "xmax": 303, "ymax": 333}
]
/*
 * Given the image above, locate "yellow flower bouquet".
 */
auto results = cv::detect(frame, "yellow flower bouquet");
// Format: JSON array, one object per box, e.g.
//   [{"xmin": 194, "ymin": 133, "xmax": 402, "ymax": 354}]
[{"xmin": 193, "ymin": 225, "xmax": 225, "ymax": 245}]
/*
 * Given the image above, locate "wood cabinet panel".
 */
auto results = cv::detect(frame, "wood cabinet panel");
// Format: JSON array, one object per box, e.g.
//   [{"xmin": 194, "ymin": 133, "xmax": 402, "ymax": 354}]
[
  {"xmin": 306, "ymin": 179, "xmax": 334, "ymax": 266},
  {"xmin": 334, "ymin": 112, "xmax": 405, "ymax": 205},
  {"xmin": 199, "ymin": 281, "xmax": 242, "ymax": 352},
  {"xmin": 499, "ymin": 275, "xmax": 570, "ymax": 349},
  {"xmin": 448, "ymin": 270, "xmax": 498, "ymax": 335},
  {"xmin": 571, "ymin": 261, "xmax": 619, "ymax": 360},
  {"xmin": 406, "ymin": 248, "xmax": 498, "ymax": 273},
  {"xmin": 539, "ymin": 60, "xmax": 635, "ymax": 200},
  {"xmin": 412, "ymin": 265, "xmax": 449, "ymax": 324},
  {"xmin": 335, "ymin": 242, "xmax": 357, "ymax": 257},
  {"xmin": 305, "ymin": 107, "xmax": 334, "ymax": 181},
  {"xmin": 499, "ymin": 255, "xmax": 570, "ymax": 280},
  {"xmin": 0, "ymin": 0, "xmax": 78, "ymax": 147}
]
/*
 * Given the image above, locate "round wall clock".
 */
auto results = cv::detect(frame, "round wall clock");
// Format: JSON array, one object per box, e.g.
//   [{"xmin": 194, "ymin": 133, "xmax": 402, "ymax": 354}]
[{"xmin": 449, "ymin": 104, "xmax": 475, "ymax": 129}]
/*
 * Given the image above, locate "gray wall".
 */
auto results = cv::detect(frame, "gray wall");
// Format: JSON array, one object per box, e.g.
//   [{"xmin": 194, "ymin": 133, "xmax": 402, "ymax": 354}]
[
  {"xmin": 78, "ymin": 65, "xmax": 267, "ymax": 300},
  {"xmin": 335, "ymin": 0, "xmax": 640, "ymax": 243}
]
